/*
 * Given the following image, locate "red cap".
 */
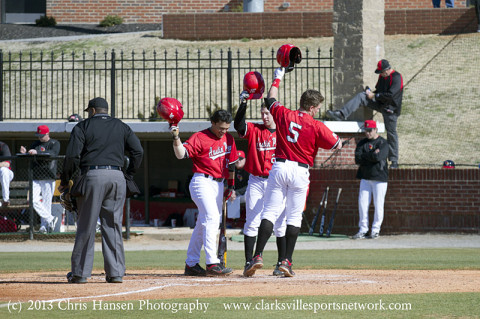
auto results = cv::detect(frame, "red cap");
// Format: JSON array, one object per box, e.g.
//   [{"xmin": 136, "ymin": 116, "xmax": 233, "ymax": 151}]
[
  {"xmin": 35, "ymin": 125, "xmax": 50, "ymax": 136},
  {"xmin": 364, "ymin": 120, "xmax": 377, "ymax": 129},
  {"xmin": 237, "ymin": 150, "xmax": 245, "ymax": 159}
]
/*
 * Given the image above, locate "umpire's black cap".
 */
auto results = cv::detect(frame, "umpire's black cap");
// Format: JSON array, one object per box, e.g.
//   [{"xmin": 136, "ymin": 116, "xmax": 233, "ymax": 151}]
[{"xmin": 84, "ymin": 97, "xmax": 109, "ymax": 112}]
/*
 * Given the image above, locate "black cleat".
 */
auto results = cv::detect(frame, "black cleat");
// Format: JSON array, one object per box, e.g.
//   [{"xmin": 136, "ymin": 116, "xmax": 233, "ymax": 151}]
[
  {"xmin": 67, "ymin": 272, "xmax": 87, "ymax": 284},
  {"xmin": 184, "ymin": 263, "xmax": 207, "ymax": 277},
  {"xmin": 326, "ymin": 110, "xmax": 345, "ymax": 121},
  {"xmin": 206, "ymin": 263, "xmax": 233, "ymax": 276}
]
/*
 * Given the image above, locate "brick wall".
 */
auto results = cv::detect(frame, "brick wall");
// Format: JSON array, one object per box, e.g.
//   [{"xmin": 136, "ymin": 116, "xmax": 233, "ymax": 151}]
[
  {"xmin": 163, "ymin": 8, "xmax": 477, "ymax": 40},
  {"xmin": 46, "ymin": 0, "xmax": 468, "ymax": 24},
  {"xmin": 306, "ymin": 168, "xmax": 480, "ymax": 235}
]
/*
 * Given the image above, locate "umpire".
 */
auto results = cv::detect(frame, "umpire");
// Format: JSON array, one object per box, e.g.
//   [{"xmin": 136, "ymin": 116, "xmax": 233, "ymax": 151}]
[{"xmin": 59, "ymin": 97, "xmax": 143, "ymax": 284}]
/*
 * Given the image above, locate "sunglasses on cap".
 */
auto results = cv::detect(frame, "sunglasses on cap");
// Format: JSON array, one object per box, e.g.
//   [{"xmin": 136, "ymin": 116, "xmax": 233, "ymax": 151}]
[{"xmin": 364, "ymin": 128, "xmax": 374, "ymax": 132}]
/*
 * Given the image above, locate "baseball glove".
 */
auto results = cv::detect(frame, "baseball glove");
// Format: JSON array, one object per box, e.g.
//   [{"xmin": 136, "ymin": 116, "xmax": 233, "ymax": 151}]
[{"xmin": 60, "ymin": 189, "xmax": 77, "ymax": 212}]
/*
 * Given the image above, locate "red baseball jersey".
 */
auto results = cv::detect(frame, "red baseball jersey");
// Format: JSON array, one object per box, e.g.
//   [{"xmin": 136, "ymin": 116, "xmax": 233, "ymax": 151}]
[
  {"xmin": 241, "ymin": 122, "xmax": 277, "ymax": 177},
  {"xmin": 269, "ymin": 100, "xmax": 339, "ymax": 167},
  {"xmin": 183, "ymin": 129, "xmax": 238, "ymax": 179}
]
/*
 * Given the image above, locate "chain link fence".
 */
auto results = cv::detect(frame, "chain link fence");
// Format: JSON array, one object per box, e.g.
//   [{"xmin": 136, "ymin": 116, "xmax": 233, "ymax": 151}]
[{"xmin": 0, "ymin": 155, "xmax": 132, "ymax": 240}]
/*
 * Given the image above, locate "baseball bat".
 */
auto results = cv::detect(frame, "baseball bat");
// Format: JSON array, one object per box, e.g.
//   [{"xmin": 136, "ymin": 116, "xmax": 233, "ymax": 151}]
[
  {"xmin": 325, "ymin": 188, "xmax": 342, "ymax": 238},
  {"xmin": 318, "ymin": 187, "xmax": 330, "ymax": 236},
  {"xmin": 217, "ymin": 199, "xmax": 228, "ymax": 267},
  {"xmin": 308, "ymin": 187, "xmax": 328, "ymax": 236}
]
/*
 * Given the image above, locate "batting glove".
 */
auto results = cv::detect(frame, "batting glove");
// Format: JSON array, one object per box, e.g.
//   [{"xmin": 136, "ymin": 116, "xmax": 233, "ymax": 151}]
[
  {"xmin": 239, "ymin": 90, "xmax": 250, "ymax": 104},
  {"xmin": 274, "ymin": 67, "xmax": 285, "ymax": 81},
  {"xmin": 224, "ymin": 187, "xmax": 234, "ymax": 201},
  {"xmin": 170, "ymin": 124, "xmax": 180, "ymax": 139}
]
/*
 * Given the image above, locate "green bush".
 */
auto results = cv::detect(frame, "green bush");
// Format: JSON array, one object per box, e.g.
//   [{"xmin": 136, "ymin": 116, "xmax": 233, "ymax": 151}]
[
  {"xmin": 99, "ymin": 15, "xmax": 124, "ymax": 27},
  {"xmin": 35, "ymin": 15, "xmax": 57, "ymax": 27}
]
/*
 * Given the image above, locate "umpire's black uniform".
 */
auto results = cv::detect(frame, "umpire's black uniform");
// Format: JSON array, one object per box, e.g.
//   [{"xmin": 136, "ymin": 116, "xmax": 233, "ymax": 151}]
[{"xmin": 61, "ymin": 97, "xmax": 143, "ymax": 283}]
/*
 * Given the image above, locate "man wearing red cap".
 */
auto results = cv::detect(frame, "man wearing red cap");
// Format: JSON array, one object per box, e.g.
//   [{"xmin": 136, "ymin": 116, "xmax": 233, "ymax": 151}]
[
  {"xmin": 20, "ymin": 125, "xmax": 60, "ymax": 233},
  {"xmin": 327, "ymin": 59, "xmax": 403, "ymax": 169},
  {"xmin": 226, "ymin": 150, "xmax": 249, "ymax": 220},
  {"xmin": 352, "ymin": 120, "xmax": 389, "ymax": 239}
]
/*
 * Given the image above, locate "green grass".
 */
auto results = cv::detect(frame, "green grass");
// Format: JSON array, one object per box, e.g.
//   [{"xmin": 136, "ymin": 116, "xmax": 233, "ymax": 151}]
[
  {"xmin": 0, "ymin": 248, "xmax": 479, "ymax": 273},
  {"xmin": 1, "ymin": 293, "xmax": 479, "ymax": 318}
]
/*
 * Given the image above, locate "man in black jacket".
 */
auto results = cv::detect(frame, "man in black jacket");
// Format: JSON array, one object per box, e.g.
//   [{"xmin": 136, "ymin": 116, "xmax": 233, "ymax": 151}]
[
  {"xmin": 59, "ymin": 97, "xmax": 143, "ymax": 284},
  {"xmin": 352, "ymin": 120, "xmax": 389, "ymax": 240},
  {"xmin": 327, "ymin": 59, "xmax": 403, "ymax": 168}
]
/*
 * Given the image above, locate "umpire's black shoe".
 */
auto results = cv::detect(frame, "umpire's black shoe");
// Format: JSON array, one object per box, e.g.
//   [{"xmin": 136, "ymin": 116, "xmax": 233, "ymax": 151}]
[
  {"xmin": 66, "ymin": 272, "xmax": 87, "ymax": 284},
  {"xmin": 106, "ymin": 276, "xmax": 123, "ymax": 283},
  {"xmin": 206, "ymin": 263, "xmax": 233, "ymax": 276},
  {"xmin": 390, "ymin": 161, "xmax": 399, "ymax": 169},
  {"xmin": 326, "ymin": 110, "xmax": 345, "ymax": 121},
  {"xmin": 184, "ymin": 263, "xmax": 207, "ymax": 277}
]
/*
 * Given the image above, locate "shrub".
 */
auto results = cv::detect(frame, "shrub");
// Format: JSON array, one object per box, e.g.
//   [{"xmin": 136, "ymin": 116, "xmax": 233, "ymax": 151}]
[
  {"xmin": 35, "ymin": 15, "xmax": 57, "ymax": 27},
  {"xmin": 99, "ymin": 15, "xmax": 124, "ymax": 27}
]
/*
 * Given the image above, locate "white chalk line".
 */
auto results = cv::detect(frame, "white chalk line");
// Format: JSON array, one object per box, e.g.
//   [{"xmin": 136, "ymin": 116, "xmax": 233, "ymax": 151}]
[{"xmin": 0, "ymin": 273, "xmax": 378, "ymax": 308}]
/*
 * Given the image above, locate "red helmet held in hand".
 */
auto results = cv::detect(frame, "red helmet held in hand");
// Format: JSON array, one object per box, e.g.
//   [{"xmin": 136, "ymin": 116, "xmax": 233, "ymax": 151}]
[
  {"xmin": 243, "ymin": 71, "xmax": 265, "ymax": 99},
  {"xmin": 276, "ymin": 44, "xmax": 302, "ymax": 71},
  {"xmin": 157, "ymin": 97, "xmax": 184, "ymax": 125}
]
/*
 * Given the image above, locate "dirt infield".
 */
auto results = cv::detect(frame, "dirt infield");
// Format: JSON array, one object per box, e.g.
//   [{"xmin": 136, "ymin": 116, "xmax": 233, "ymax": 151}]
[{"xmin": 1, "ymin": 269, "xmax": 479, "ymax": 303}]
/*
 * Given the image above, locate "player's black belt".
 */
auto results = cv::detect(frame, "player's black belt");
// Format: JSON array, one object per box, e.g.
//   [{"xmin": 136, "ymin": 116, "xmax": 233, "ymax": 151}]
[
  {"xmin": 88, "ymin": 165, "xmax": 122, "ymax": 171},
  {"xmin": 275, "ymin": 158, "xmax": 309, "ymax": 169},
  {"xmin": 257, "ymin": 175, "xmax": 269, "ymax": 179},
  {"xmin": 203, "ymin": 173, "xmax": 224, "ymax": 182}
]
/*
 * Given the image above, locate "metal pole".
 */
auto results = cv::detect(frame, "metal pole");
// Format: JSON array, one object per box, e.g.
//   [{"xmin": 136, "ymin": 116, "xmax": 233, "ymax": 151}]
[
  {"xmin": 125, "ymin": 198, "xmax": 130, "ymax": 240},
  {"xmin": 143, "ymin": 141, "xmax": 149, "ymax": 225},
  {"xmin": 1, "ymin": 0, "xmax": 6, "ymax": 24},
  {"xmin": 111, "ymin": 49, "xmax": 116, "ymax": 118},
  {"xmin": 28, "ymin": 157, "xmax": 34, "ymax": 240},
  {"xmin": 0, "ymin": 50, "xmax": 3, "ymax": 121},
  {"xmin": 227, "ymin": 50, "xmax": 232, "ymax": 114}
]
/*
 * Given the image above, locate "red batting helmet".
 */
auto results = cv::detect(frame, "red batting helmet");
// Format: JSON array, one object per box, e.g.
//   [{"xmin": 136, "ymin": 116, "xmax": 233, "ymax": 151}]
[
  {"xmin": 243, "ymin": 71, "xmax": 265, "ymax": 99},
  {"xmin": 157, "ymin": 97, "xmax": 184, "ymax": 125},
  {"xmin": 276, "ymin": 44, "xmax": 302, "ymax": 69}
]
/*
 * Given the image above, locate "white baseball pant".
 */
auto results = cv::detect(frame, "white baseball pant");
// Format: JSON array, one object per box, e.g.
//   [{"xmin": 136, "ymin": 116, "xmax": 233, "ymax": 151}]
[
  {"xmin": 244, "ymin": 175, "xmax": 286, "ymax": 237},
  {"xmin": 0, "ymin": 167, "xmax": 14, "ymax": 202},
  {"xmin": 261, "ymin": 160, "xmax": 309, "ymax": 228},
  {"xmin": 32, "ymin": 179, "xmax": 55, "ymax": 227},
  {"xmin": 186, "ymin": 173, "xmax": 223, "ymax": 266},
  {"xmin": 358, "ymin": 179, "xmax": 388, "ymax": 234}
]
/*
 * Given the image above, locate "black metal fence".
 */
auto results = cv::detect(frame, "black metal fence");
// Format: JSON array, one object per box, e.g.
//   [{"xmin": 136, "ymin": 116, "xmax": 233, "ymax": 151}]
[
  {"xmin": 0, "ymin": 48, "xmax": 333, "ymax": 121},
  {"xmin": 0, "ymin": 155, "xmax": 132, "ymax": 240}
]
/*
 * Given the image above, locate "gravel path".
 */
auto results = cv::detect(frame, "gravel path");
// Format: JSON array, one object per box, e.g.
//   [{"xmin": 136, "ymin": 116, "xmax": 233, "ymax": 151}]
[{"xmin": 0, "ymin": 23, "xmax": 161, "ymax": 41}]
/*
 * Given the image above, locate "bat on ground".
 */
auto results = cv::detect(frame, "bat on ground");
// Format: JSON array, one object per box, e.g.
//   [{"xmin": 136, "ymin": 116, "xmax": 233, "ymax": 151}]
[
  {"xmin": 325, "ymin": 188, "xmax": 342, "ymax": 238},
  {"xmin": 309, "ymin": 187, "xmax": 328, "ymax": 236},
  {"xmin": 302, "ymin": 210, "xmax": 311, "ymax": 231},
  {"xmin": 217, "ymin": 199, "xmax": 228, "ymax": 267},
  {"xmin": 318, "ymin": 187, "xmax": 330, "ymax": 236}
]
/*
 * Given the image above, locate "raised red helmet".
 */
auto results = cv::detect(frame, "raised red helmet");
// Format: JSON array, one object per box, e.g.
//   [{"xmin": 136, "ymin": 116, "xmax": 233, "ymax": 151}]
[
  {"xmin": 157, "ymin": 97, "xmax": 184, "ymax": 125},
  {"xmin": 243, "ymin": 71, "xmax": 265, "ymax": 98},
  {"xmin": 276, "ymin": 44, "xmax": 302, "ymax": 68}
]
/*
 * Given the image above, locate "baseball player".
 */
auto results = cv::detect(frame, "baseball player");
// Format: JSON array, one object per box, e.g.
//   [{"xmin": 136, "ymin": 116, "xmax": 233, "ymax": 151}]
[
  {"xmin": 171, "ymin": 109, "xmax": 238, "ymax": 276},
  {"xmin": 234, "ymin": 93, "xmax": 288, "ymax": 277},
  {"xmin": 20, "ymin": 125, "xmax": 61, "ymax": 233},
  {"xmin": 326, "ymin": 59, "xmax": 403, "ymax": 168},
  {"xmin": 247, "ymin": 66, "xmax": 342, "ymax": 277},
  {"xmin": 352, "ymin": 120, "xmax": 389, "ymax": 239},
  {"xmin": 226, "ymin": 150, "xmax": 248, "ymax": 220},
  {"xmin": 0, "ymin": 141, "xmax": 14, "ymax": 207}
]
